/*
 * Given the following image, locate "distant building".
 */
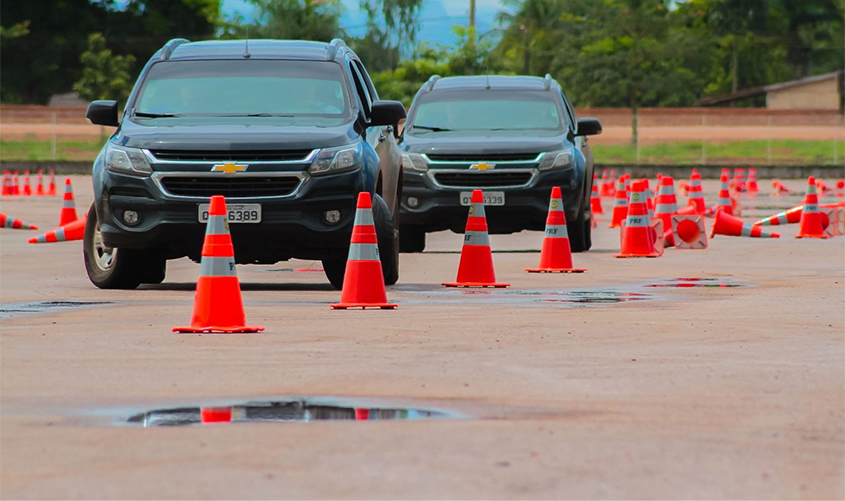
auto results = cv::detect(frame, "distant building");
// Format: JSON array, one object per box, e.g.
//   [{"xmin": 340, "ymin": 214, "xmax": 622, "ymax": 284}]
[{"xmin": 697, "ymin": 70, "xmax": 844, "ymax": 112}]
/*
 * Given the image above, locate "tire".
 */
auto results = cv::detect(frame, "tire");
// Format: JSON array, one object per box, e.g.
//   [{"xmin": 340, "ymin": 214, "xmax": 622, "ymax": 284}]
[
  {"xmin": 372, "ymin": 194, "xmax": 399, "ymax": 286},
  {"xmin": 322, "ymin": 193, "xmax": 399, "ymax": 289},
  {"xmin": 399, "ymin": 225, "xmax": 426, "ymax": 253},
  {"xmin": 83, "ymin": 206, "xmax": 142, "ymax": 289},
  {"xmin": 568, "ymin": 208, "xmax": 592, "ymax": 252},
  {"xmin": 322, "ymin": 257, "xmax": 346, "ymax": 290},
  {"xmin": 138, "ymin": 257, "xmax": 166, "ymax": 284}
]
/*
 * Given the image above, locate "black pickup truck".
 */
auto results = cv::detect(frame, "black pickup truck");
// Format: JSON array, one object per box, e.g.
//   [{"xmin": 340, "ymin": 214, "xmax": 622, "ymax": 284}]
[
  {"xmin": 398, "ymin": 74, "xmax": 601, "ymax": 252},
  {"xmin": 83, "ymin": 38, "xmax": 406, "ymax": 289}
]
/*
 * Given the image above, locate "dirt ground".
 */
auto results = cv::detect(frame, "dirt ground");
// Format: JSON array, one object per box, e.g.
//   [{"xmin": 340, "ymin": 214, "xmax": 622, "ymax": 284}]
[{"xmin": 1, "ymin": 177, "xmax": 843, "ymax": 499}]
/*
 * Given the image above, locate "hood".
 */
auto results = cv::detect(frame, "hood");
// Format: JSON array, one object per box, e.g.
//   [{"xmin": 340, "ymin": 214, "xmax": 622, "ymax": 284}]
[
  {"xmin": 116, "ymin": 117, "xmax": 359, "ymax": 151},
  {"xmin": 401, "ymin": 131, "xmax": 568, "ymax": 156}
]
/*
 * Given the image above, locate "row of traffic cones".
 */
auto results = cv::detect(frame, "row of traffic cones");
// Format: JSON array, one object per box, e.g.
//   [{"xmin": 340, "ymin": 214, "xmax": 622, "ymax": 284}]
[
  {"xmin": 0, "ymin": 178, "xmax": 87, "ymax": 242},
  {"xmin": 1, "ymin": 171, "xmax": 58, "ymax": 197}
]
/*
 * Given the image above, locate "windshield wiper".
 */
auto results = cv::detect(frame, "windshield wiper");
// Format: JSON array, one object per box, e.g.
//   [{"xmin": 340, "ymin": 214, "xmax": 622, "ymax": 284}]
[
  {"xmin": 206, "ymin": 113, "xmax": 295, "ymax": 118},
  {"xmin": 411, "ymin": 125, "xmax": 454, "ymax": 132},
  {"xmin": 134, "ymin": 111, "xmax": 184, "ymax": 118}
]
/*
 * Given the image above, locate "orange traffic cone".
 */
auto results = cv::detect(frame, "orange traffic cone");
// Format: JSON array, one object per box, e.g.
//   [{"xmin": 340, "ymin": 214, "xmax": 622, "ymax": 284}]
[
  {"xmin": 173, "ymin": 196, "xmax": 264, "ymax": 332},
  {"xmin": 332, "ymin": 192, "xmax": 397, "ymax": 308},
  {"xmin": 1, "ymin": 172, "xmax": 11, "ymax": 196},
  {"xmin": 28, "ymin": 214, "xmax": 87, "ymax": 243},
  {"xmin": 608, "ymin": 177, "xmax": 629, "ymax": 228},
  {"xmin": 59, "ymin": 179, "xmax": 79, "ymax": 227},
  {"xmin": 710, "ymin": 209, "xmax": 780, "ymax": 239},
  {"xmin": 22, "ymin": 171, "xmax": 32, "ymax": 197},
  {"xmin": 443, "ymin": 189, "xmax": 509, "ymax": 288},
  {"xmin": 733, "ymin": 168, "xmax": 746, "ymax": 192},
  {"xmin": 201, "ymin": 407, "xmax": 233, "ymax": 423},
  {"xmin": 616, "ymin": 180, "xmax": 663, "ymax": 258},
  {"xmin": 671, "ymin": 214, "xmax": 708, "ymax": 249},
  {"xmin": 686, "ymin": 169, "xmax": 706, "ymax": 214},
  {"xmin": 35, "ymin": 171, "xmax": 45, "ymax": 196},
  {"xmin": 47, "ymin": 171, "xmax": 57, "ymax": 196},
  {"xmin": 837, "ymin": 180, "xmax": 845, "ymax": 198},
  {"xmin": 526, "ymin": 186, "xmax": 586, "ymax": 273},
  {"xmin": 753, "ymin": 205, "xmax": 803, "ymax": 226},
  {"xmin": 1, "ymin": 213, "xmax": 38, "ymax": 230},
  {"xmin": 590, "ymin": 174, "xmax": 603, "ymax": 215},
  {"xmin": 771, "ymin": 179, "xmax": 791, "ymax": 196},
  {"xmin": 707, "ymin": 174, "xmax": 733, "ymax": 216},
  {"xmin": 654, "ymin": 176, "xmax": 678, "ymax": 247},
  {"xmin": 796, "ymin": 176, "xmax": 829, "ymax": 239},
  {"xmin": 747, "ymin": 167, "xmax": 759, "ymax": 193}
]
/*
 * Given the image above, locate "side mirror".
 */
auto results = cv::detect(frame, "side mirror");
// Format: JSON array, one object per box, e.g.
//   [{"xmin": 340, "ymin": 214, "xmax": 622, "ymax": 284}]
[
  {"xmin": 86, "ymin": 100, "xmax": 119, "ymax": 127},
  {"xmin": 575, "ymin": 117, "xmax": 602, "ymax": 136},
  {"xmin": 370, "ymin": 100, "xmax": 406, "ymax": 128}
]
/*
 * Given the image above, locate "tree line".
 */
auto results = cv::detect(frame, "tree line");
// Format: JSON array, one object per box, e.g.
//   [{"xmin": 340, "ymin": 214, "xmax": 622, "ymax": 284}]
[{"xmin": 1, "ymin": 0, "xmax": 842, "ymax": 112}]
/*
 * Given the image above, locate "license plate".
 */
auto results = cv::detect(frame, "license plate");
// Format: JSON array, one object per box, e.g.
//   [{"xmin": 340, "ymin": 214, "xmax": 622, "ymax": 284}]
[
  {"xmin": 198, "ymin": 204, "xmax": 262, "ymax": 223},
  {"xmin": 460, "ymin": 191, "xmax": 505, "ymax": 206}
]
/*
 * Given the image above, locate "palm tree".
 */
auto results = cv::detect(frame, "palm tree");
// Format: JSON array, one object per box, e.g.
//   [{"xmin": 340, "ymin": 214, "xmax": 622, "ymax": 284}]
[{"xmin": 495, "ymin": 0, "xmax": 565, "ymax": 74}]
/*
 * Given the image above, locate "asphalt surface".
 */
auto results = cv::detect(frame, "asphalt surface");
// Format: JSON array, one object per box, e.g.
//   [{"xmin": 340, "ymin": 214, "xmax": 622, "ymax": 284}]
[{"xmin": 1, "ymin": 177, "xmax": 843, "ymax": 499}]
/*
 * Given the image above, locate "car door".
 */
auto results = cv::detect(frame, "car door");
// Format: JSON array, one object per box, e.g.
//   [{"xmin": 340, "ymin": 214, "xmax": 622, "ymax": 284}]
[{"xmin": 350, "ymin": 59, "xmax": 401, "ymax": 216}]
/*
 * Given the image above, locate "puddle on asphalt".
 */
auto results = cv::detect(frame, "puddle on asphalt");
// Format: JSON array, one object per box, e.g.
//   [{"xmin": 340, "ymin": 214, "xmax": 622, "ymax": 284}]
[
  {"xmin": 402, "ymin": 287, "xmax": 655, "ymax": 307},
  {"xmin": 124, "ymin": 399, "xmax": 457, "ymax": 427},
  {"xmin": 0, "ymin": 301, "xmax": 113, "ymax": 318},
  {"xmin": 644, "ymin": 277, "xmax": 751, "ymax": 288}
]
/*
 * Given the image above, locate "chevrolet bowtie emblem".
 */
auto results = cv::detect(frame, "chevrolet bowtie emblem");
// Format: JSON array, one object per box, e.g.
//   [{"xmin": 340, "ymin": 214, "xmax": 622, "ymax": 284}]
[
  {"xmin": 469, "ymin": 162, "xmax": 495, "ymax": 171},
  {"xmin": 211, "ymin": 163, "xmax": 248, "ymax": 174}
]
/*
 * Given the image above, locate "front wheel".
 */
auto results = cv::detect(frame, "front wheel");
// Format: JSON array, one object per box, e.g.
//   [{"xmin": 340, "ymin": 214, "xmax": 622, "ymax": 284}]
[
  {"xmin": 568, "ymin": 210, "xmax": 592, "ymax": 252},
  {"xmin": 83, "ymin": 206, "xmax": 142, "ymax": 289},
  {"xmin": 399, "ymin": 225, "xmax": 426, "ymax": 253}
]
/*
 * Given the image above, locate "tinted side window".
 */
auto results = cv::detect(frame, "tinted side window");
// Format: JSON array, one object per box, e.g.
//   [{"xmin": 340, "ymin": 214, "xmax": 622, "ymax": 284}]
[
  {"xmin": 560, "ymin": 90, "xmax": 576, "ymax": 131},
  {"xmin": 352, "ymin": 60, "xmax": 379, "ymax": 101},
  {"xmin": 349, "ymin": 63, "xmax": 372, "ymax": 119}
]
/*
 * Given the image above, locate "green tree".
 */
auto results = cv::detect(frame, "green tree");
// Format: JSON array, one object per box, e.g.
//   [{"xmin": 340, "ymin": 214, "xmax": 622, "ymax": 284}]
[
  {"xmin": 73, "ymin": 33, "xmax": 137, "ymax": 105},
  {"xmin": 494, "ymin": 0, "xmax": 566, "ymax": 74},
  {"xmin": 243, "ymin": 0, "xmax": 344, "ymax": 40},
  {"xmin": 360, "ymin": 0, "xmax": 423, "ymax": 51}
]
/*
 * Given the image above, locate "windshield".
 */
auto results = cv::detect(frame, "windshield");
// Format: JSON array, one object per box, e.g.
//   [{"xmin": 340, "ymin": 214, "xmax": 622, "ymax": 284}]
[
  {"xmin": 408, "ymin": 90, "xmax": 566, "ymax": 134},
  {"xmin": 134, "ymin": 60, "xmax": 350, "ymax": 124}
]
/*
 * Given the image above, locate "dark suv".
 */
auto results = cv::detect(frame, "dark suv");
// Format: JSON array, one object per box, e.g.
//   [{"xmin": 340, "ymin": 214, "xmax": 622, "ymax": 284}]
[
  {"xmin": 84, "ymin": 38, "xmax": 406, "ymax": 289},
  {"xmin": 398, "ymin": 75, "xmax": 601, "ymax": 252}
]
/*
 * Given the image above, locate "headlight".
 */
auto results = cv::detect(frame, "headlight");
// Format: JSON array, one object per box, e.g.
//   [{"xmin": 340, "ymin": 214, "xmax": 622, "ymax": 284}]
[
  {"xmin": 402, "ymin": 153, "xmax": 427, "ymax": 172},
  {"xmin": 538, "ymin": 148, "xmax": 574, "ymax": 171},
  {"xmin": 105, "ymin": 143, "xmax": 152, "ymax": 175},
  {"xmin": 309, "ymin": 143, "xmax": 363, "ymax": 174}
]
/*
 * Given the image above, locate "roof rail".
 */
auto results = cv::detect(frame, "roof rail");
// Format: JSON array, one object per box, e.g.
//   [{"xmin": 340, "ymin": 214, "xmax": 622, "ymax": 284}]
[
  {"xmin": 327, "ymin": 38, "xmax": 347, "ymax": 60},
  {"xmin": 543, "ymin": 73, "xmax": 553, "ymax": 90},
  {"xmin": 423, "ymin": 75, "xmax": 441, "ymax": 92},
  {"xmin": 159, "ymin": 38, "xmax": 190, "ymax": 61}
]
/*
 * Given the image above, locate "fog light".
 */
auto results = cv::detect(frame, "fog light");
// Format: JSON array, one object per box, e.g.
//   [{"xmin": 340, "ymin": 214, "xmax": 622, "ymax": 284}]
[
  {"xmin": 323, "ymin": 210, "xmax": 341, "ymax": 225},
  {"xmin": 407, "ymin": 197, "xmax": 420, "ymax": 208},
  {"xmin": 123, "ymin": 210, "xmax": 140, "ymax": 225}
]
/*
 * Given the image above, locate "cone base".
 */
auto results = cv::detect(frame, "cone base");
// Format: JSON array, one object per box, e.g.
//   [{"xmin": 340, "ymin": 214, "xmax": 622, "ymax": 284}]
[
  {"xmin": 331, "ymin": 302, "xmax": 398, "ymax": 309},
  {"xmin": 614, "ymin": 252, "xmax": 662, "ymax": 258},
  {"xmin": 173, "ymin": 325, "xmax": 264, "ymax": 333},
  {"xmin": 525, "ymin": 267, "xmax": 586, "ymax": 273},
  {"xmin": 795, "ymin": 234, "xmax": 830, "ymax": 239},
  {"xmin": 442, "ymin": 282, "xmax": 510, "ymax": 288}
]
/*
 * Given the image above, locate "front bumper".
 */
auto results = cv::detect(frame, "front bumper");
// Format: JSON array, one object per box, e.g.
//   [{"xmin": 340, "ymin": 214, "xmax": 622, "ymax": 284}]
[
  {"xmin": 96, "ymin": 167, "xmax": 366, "ymax": 263},
  {"xmin": 400, "ymin": 167, "xmax": 586, "ymax": 234}
]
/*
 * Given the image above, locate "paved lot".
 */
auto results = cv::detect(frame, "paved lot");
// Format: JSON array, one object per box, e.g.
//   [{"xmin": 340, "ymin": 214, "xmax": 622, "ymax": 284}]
[{"xmin": 1, "ymin": 177, "xmax": 843, "ymax": 499}]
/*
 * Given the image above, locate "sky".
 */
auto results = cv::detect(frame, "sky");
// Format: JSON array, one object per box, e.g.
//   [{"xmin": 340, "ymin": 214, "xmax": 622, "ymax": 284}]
[{"xmin": 221, "ymin": 0, "xmax": 506, "ymax": 46}]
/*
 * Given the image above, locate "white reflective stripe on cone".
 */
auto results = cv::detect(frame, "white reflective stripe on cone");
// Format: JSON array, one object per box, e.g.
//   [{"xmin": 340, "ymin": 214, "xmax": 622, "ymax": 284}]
[
  {"xmin": 34, "ymin": 234, "xmax": 48, "ymax": 243},
  {"xmin": 629, "ymin": 192, "xmax": 644, "ymax": 203},
  {"xmin": 54, "ymin": 227, "xmax": 66, "ymax": 241},
  {"xmin": 804, "ymin": 203, "xmax": 819, "ymax": 213},
  {"xmin": 469, "ymin": 202, "xmax": 486, "ymax": 218},
  {"xmin": 205, "ymin": 215, "xmax": 229, "ymax": 235},
  {"xmin": 625, "ymin": 215, "xmax": 649, "ymax": 227},
  {"xmin": 65, "ymin": 184, "xmax": 73, "ymax": 194},
  {"xmin": 353, "ymin": 207, "xmax": 375, "ymax": 226},
  {"xmin": 740, "ymin": 225, "xmax": 753, "ymax": 237},
  {"xmin": 544, "ymin": 224, "xmax": 569, "ymax": 238},
  {"xmin": 549, "ymin": 198, "xmax": 564, "ymax": 212},
  {"xmin": 614, "ymin": 197, "xmax": 628, "ymax": 206},
  {"xmin": 62, "ymin": 199, "xmax": 75, "ymax": 208},
  {"xmin": 718, "ymin": 197, "xmax": 731, "ymax": 206},
  {"xmin": 348, "ymin": 243, "xmax": 380, "ymax": 261},
  {"xmin": 200, "ymin": 256, "xmax": 237, "ymax": 276},
  {"xmin": 464, "ymin": 230, "xmax": 490, "ymax": 246},
  {"xmin": 655, "ymin": 203, "xmax": 676, "ymax": 214},
  {"xmin": 4, "ymin": 218, "xmax": 13, "ymax": 228}
]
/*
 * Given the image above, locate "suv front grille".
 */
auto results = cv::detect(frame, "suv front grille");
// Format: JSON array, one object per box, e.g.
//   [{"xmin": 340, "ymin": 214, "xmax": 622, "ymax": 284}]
[
  {"xmin": 433, "ymin": 172, "xmax": 533, "ymax": 188},
  {"xmin": 160, "ymin": 176, "xmax": 301, "ymax": 198},
  {"xmin": 426, "ymin": 152, "xmax": 540, "ymax": 162},
  {"xmin": 150, "ymin": 150, "xmax": 313, "ymax": 162}
]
